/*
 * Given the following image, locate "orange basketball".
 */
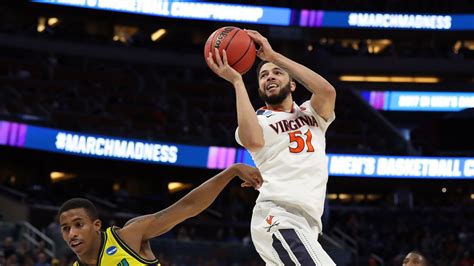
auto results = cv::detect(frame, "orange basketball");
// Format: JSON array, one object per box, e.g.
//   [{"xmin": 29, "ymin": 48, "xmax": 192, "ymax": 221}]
[{"xmin": 204, "ymin": 26, "xmax": 256, "ymax": 75}]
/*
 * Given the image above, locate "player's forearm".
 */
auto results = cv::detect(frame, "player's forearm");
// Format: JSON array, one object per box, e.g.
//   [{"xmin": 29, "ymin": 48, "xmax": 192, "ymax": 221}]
[
  {"xmin": 178, "ymin": 166, "xmax": 238, "ymax": 217},
  {"xmin": 233, "ymin": 79, "xmax": 264, "ymax": 151},
  {"xmin": 271, "ymin": 52, "xmax": 335, "ymax": 96},
  {"xmin": 123, "ymin": 167, "xmax": 237, "ymax": 241}
]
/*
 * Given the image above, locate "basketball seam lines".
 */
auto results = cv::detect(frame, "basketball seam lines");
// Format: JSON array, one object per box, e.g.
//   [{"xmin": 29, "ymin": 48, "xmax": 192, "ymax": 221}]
[
  {"xmin": 231, "ymin": 35, "xmax": 253, "ymax": 72},
  {"xmin": 224, "ymin": 28, "xmax": 240, "ymax": 51}
]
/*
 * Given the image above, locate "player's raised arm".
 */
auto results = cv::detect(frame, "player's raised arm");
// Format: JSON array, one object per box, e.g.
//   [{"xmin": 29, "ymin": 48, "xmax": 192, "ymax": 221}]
[
  {"xmin": 246, "ymin": 30, "xmax": 336, "ymax": 121},
  {"xmin": 207, "ymin": 48, "xmax": 264, "ymax": 151},
  {"xmin": 117, "ymin": 163, "xmax": 262, "ymax": 251}
]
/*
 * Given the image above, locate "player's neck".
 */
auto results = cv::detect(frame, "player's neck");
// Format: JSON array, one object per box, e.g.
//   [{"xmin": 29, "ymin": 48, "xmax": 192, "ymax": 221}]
[{"xmin": 266, "ymin": 97, "xmax": 293, "ymax": 112}]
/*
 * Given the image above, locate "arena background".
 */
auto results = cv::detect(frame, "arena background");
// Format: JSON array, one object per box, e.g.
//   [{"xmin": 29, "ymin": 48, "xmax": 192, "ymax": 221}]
[{"xmin": 0, "ymin": 0, "xmax": 473, "ymax": 265}]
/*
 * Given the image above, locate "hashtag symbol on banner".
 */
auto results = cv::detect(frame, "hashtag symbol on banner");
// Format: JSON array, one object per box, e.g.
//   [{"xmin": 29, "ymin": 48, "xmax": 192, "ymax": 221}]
[
  {"xmin": 55, "ymin": 133, "xmax": 66, "ymax": 150},
  {"xmin": 348, "ymin": 13, "xmax": 358, "ymax": 25}
]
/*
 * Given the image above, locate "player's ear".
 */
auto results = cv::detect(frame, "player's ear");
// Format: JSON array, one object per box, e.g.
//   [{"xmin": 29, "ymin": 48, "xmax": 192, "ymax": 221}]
[
  {"xmin": 93, "ymin": 219, "xmax": 102, "ymax": 231},
  {"xmin": 290, "ymin": 81, "xmax": 296, "ymax": 92}
]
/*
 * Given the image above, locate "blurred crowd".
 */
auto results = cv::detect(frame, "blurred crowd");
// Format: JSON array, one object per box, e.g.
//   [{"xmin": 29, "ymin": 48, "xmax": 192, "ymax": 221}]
[
  {"xmin": 0, "ymin": 236, "xmax": 57, "ymax": 266},
  {"xmin": 332, "ymin": 207, "xmax": 474, "ymax": 266}
]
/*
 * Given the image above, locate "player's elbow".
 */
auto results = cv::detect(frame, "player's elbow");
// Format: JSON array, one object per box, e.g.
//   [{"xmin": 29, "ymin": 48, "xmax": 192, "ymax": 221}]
[
  {"xmin": 237, "ymin": 127, "xmax": 264, "ymax": 151},
  {"xmin": 241, "ymin": 137, "xmax": 264, "ymax": 152},
  {"xmin": 323, "ymin": 83, "xmax": 336, "ymax": 99}
]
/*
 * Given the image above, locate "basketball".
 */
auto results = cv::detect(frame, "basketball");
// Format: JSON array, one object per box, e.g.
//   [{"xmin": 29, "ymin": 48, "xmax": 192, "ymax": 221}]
[{"xmin": 204, "ymin": 26, "xmax": 256, "ymax": 75}]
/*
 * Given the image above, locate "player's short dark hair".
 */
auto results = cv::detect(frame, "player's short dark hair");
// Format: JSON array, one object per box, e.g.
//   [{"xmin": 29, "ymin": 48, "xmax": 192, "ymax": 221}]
[
  {"xmin": 256, "ymin": 60, "xmax": 269, "ymax": 78},
  {"xmin": 58, "ymin": 198, "xmax": 98, "ymax": 220},
  {"xmin": 256, "ymin": 60, "xmax": 293, "ymax": 82}
]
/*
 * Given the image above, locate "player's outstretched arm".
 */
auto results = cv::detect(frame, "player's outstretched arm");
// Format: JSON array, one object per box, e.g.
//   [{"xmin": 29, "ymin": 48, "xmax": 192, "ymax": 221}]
[
  {"xmin": 246, "ymin": 30, "xmax": 336, "ymax": 121},
  {"xmin": 207, "ymin": 48, "xmax": 264, "ymax": 151},
  {"xmin": 117, "ymin": 163, "xmax": 262, "ymax": 251}
]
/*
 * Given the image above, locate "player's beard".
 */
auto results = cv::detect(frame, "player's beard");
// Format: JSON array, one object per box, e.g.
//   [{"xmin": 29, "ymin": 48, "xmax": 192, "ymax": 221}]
[{"xmin": 258, "ymin": 81, "xmax": 291, "ymax": 105}]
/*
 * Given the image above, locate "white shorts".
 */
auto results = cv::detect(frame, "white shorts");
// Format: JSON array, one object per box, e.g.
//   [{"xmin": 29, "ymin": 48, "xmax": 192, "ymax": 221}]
[{"xmin": 251, "ymin": 201, "xmax": 336, "ymax": 266}]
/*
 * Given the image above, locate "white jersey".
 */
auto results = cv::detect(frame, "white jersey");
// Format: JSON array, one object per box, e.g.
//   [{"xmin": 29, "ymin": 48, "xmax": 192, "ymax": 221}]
[{"xmin": 236, "ymin": 101, "xmax": 335, "ymax": 231}]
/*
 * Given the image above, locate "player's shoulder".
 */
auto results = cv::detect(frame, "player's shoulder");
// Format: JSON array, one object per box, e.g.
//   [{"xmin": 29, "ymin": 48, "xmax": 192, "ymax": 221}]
[
  {"xmin": 298, "ymin": 101, "xmax": 318, "ymax": 116},
  {"xmin": 104, "ymin": 226, "xmax": 113, "ymax": 234},
  {"xmin": 299, "ymin": 100, "xmax": 312, "ymax": 110},
  {"xmin": 103, "ymin": 226, "xmax": 118, "ymax": 242}
]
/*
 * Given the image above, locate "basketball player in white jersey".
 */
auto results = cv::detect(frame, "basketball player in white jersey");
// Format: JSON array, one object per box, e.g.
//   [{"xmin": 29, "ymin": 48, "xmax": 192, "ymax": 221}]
[{"xmin": 207, "ymin": 29, "xmax": 336, "ymax": 265}]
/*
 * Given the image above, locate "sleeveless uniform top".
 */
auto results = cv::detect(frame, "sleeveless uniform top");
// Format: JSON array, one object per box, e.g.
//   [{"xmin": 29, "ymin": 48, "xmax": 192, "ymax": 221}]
[
  {"xmin": 73, "ymin": 226, "xmax": 160, "ymax": 266},
  {"xmin": 236, "ymin": 101, "xmax": 335, "ymax": 231}
]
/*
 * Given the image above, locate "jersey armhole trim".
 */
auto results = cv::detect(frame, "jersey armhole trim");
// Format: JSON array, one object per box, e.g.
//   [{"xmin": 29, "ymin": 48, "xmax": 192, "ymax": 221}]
[
  {"xmin": 97, "ymin": 231, "xmax": 106, "ymax": 264},
  {"xmin": 110, "ymin": 226, "xmax": 160, "ymax": 264}
]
